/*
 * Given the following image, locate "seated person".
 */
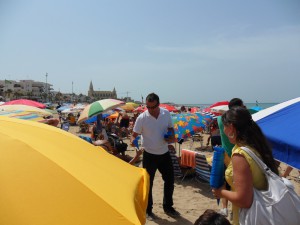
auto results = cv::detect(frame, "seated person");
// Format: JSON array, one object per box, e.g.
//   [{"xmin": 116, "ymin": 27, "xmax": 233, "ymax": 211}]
[
  {"xmin": 119, "ymin": 113, "xmax": 130, "ymax": 138},
  {"xmin": 93, "ymin": 129, "xmax": 135, "ymax": 163},
  {"xmin": 43, "ymin": 115, "xmax": 59, "ymax": 127},
  {"xmin": 79, "ymin": 122, "xmax": 90, "ymax": 133},
  {"xmin": 91, "ymin": 121, "xmax": 105, "ymax": 140},
  {"xmin": 67, "ymin": 113, "xmax": 76, "ymax": 126},
  {"xmin": 206, "ymin": 119, "xmax": 221, "ymax": 148}
]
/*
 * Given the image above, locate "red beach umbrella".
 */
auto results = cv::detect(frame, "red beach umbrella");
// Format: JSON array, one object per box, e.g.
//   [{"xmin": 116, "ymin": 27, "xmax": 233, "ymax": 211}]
[{"xmin": 3, "ymin": 99, "xmax": 46, "ymax": 109}]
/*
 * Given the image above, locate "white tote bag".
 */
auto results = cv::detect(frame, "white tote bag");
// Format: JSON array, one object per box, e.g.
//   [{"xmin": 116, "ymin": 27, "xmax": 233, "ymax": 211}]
[{"xmin": 239, "ymin": 147, "xmax": 300, "ymax": 225}]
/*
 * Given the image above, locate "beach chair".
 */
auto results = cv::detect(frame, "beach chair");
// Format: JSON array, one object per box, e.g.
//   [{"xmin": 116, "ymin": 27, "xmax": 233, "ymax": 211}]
[
  {"xmin": 195, "ymin": 152, "xmax": 211, "ymax": 183},
  {"xmin": 168, "ymin": 145, "xmax": 183, "ymax": 178},
  {"xmin": 190, "ymin": 133, "xmax": 204, "ymax": 149},
  {"xmin": 61, "ymin": 122, "xmax": 70, "ymax": 131},
  {"xmin": 180, "ymin": 149, "xmax": 197, "ymax": 182}
]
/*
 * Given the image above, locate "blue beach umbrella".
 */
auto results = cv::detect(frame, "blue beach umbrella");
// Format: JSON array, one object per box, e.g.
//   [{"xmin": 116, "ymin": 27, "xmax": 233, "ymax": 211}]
[
  {"xmin": 248, "ymin": 106, "xmax": 262, "ymax": 115},
  {"xmin": 253, "ymin": 97, "xmax": 300, "ymax": 169}
]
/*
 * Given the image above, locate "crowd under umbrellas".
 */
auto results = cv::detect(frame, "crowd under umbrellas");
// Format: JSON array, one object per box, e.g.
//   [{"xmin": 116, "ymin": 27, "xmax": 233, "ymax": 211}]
[{"xmin": 2, "ymin": 97, "xmax": 300, "ymax": 224}]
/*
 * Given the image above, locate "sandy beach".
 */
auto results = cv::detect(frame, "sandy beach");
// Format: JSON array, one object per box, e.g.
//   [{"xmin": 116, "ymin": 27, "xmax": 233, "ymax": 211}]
[{"xmin": 67, "ymin": 124, "xmax": 300, "ymax": 225}]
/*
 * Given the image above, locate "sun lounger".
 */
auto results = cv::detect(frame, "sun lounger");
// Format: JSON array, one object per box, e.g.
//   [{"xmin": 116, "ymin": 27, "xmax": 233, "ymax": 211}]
[
  {"xmin": 195, "ymin": 152, "xmax": 211, "ymax": 183},
  {"xmin": 168, "ymin": 145, "xmax": 183, "ymax": 178}
]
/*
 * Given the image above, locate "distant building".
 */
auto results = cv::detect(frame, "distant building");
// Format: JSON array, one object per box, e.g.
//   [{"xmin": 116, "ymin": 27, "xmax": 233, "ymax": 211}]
[
  {"xmin": 0, "ymin": 79, "xmax": 52, "ymax": 101},
  {"xmin": 88, "ymin": 81, "xmax": 117, "ymax": 100}
]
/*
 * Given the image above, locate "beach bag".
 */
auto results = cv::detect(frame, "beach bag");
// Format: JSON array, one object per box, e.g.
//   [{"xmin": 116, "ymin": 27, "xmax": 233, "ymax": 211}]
[
  {"xmin": 107, "ymin": 133, "xmax": 128, "ymax": 154},
  {"xmin": 239, "ymin": 147, "xmax": 300, "ymax": 225},
  {"xmin": 115, "ymin": 139, "xmax": 128, "ymax": 153}
]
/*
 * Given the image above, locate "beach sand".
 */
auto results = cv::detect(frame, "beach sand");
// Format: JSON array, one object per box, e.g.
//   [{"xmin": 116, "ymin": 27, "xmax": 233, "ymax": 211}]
[{"xmin": 67, "ymin": 124, "xmax": 300, "ymax": 225}]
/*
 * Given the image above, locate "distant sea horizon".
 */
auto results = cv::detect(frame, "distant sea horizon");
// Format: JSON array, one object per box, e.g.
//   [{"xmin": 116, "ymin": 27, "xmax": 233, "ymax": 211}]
[{"xmin": 177, "ymin": 102, "xmax": 278, "ymax": 110}]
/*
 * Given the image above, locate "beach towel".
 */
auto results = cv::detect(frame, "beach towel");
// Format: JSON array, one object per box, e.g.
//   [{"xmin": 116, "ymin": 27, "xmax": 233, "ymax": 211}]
[{"xmin": 181, "ymin": 149, "xmax": 196, "ymax": 168}]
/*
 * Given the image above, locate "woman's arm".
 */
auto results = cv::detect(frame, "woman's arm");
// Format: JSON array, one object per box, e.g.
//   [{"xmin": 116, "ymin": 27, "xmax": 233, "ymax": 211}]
[{"xmin": 214, "ymin": 154, "xmax": 254, "ymax": 208}]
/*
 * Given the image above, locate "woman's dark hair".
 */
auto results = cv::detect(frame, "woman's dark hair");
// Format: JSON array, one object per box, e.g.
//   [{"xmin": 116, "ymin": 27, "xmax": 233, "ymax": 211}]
[
  {"xmin": 221, "ymin": 107, "xmax": 279, "ymax": 175},
  {"xmin": 229, "ymin": 98, "xmax": 244, "ymax": 109},
  {"xmin": 146, "ymin": 93, "xmax": 160, "ymax": 104},
  {"xmin": 194, "ymin": 209, "xmax": 231, "ymax": 225}
]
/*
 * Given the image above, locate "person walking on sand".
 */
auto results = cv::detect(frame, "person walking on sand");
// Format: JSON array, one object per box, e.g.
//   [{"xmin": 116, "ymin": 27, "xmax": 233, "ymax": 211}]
[
  {"xmin": 130, "ymin": 92, "xmax": 180, "ymax": 220},
  {"xmin": 212, "ymin": 107, "xmax": 279, "ymax": 225},
  {"xmin": 217, "ymin": 98, "xmax": 246, "ymax": 217}
]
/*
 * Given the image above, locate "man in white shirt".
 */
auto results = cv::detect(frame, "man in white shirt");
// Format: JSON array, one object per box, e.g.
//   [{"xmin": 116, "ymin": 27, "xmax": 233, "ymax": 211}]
[{"xmin": 130, "ymin": 93, "xmax": 180, "ymax": 220}]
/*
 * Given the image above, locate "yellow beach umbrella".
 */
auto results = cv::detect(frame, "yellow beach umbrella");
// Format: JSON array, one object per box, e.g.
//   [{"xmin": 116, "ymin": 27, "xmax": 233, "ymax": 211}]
[
  {"xmin": 0, "ymin": 117, "xmax": 149, "ymax": 225},
  {"xmin": 0, "ymin": 104, "xmax": 52, "ymax": 116},
  {"xmin": 121, "ymin": 102, "xmax": 139, "ymax": 111}
]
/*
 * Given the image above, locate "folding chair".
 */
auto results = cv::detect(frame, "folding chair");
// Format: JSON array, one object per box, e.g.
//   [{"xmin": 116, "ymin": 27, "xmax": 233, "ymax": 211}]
[
  {"xmin": 180, "ymin": 149, "xmax": 197, "ymax": 182},
  {"xmin": 195, "ymin": 152, "xmax": 211, "ymax": 183},
  {"xmin": 61, "ymin": 122, "xmax": 70, "ymax": 131},
  {"xmin": 190, "ymin": 133, "xmax": 204, "ymax": 149}
]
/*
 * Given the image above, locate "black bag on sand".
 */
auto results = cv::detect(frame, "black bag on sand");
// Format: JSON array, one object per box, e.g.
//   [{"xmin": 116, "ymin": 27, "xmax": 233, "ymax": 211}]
[
  {"xmin": 107, "ymin": 133, "xmax": 128, "ymax": 154},
  {"xmin": 115, "ymin": 140, "xmax": 128, "ymax": 154}
]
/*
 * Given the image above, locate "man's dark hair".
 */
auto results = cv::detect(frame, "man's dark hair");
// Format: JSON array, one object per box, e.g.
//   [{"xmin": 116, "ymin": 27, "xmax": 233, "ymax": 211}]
[
  {"xmin": 229, "ymin": 98, "xmax": 244, "ymax": 109},
  {"xmin": 146, "ymin": 93, "xmax": 160, "ymax": 104}
]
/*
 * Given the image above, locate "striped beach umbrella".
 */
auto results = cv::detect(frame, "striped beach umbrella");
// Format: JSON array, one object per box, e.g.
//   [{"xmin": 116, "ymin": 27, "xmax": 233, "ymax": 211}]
[{"xmin": 77, "ymin": 99, "xmax": 125, "ymax": 123}]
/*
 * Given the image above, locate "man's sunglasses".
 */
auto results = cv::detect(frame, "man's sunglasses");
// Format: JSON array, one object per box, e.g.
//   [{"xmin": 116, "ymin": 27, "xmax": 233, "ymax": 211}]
[{"xmin": 146, "ymin": 103, "xmax": 159, "ymax": 109}]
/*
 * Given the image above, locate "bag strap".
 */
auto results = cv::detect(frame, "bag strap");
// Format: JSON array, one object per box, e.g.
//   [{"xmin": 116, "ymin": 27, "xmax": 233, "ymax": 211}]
[{"xmin": 240, "ymin": 147, "xmax": 269, "ymax": 175}]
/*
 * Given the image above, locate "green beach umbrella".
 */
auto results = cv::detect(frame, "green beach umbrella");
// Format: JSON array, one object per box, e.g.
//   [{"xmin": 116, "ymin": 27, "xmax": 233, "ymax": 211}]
[{"xmin": 77, "ymin": 99, "xmax": 125, "ymax": 123}]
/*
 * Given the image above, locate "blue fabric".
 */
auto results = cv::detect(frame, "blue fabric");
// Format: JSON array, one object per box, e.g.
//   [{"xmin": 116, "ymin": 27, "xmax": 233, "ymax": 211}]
[
  {"xmin": 210, "ymin": 147, "xmax": 224, "ymax": 188},
  {"xmin": 257, "ymin": 102, "xmax": 300, "ymax": 169},
  {"xmin": 84, "ymin": 113, "xmax": 109, "ymax": 124},
  {"xmin": 79, "ymin": 135, "xmax": 93, "ymax": 144}
]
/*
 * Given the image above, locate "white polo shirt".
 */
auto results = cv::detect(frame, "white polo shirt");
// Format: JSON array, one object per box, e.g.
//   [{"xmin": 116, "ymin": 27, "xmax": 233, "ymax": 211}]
[{"xmin": 133, "ymin": 108, "xmax": 173, "ymax": 155}]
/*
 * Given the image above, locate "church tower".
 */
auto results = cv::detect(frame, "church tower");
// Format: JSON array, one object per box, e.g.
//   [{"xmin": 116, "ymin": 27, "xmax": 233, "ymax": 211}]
[
  {"xmin": 88, "ymin": 81, "xmax": 94, "ymax": 97},
  {"xmin": 112, "ymin": 87, "xmax": 117, "ymax": 98}
]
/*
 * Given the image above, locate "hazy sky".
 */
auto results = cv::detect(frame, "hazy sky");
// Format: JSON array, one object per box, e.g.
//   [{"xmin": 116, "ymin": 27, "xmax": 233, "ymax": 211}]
[{"xmin": 1, "ymin": 0, "xmax": 300, "ymax": 104}]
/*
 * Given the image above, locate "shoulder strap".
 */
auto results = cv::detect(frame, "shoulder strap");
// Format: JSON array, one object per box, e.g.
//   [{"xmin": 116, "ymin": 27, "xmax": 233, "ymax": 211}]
[{"xmin": 240, "ymin": 147, "xmax": 269, "ymax": 175}]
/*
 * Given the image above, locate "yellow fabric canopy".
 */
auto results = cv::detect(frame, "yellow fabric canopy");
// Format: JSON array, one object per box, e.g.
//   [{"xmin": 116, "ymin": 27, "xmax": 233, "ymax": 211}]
[
  {"xmin": 0, "ymin": 116, "xmax": 149, "ymax": 225},
  {"xmin": 120, "ymin": 102, "xmax": 139, "ymax": 111}
]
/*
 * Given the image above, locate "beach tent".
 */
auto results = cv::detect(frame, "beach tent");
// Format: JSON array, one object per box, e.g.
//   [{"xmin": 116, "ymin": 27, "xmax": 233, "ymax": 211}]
[
  {"xmin": 0, "ymin": 116, "xmax": 149, "ymax": 225},
  {"xmin": 252, "ymin": 97, "xmax": 300, "ymax": 169}
]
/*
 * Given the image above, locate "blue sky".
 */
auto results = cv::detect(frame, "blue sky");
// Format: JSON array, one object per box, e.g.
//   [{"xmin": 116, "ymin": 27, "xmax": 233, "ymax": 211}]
[{"xmin": 1, "ymin": 0, "xmax": 300, "ymax": 104}]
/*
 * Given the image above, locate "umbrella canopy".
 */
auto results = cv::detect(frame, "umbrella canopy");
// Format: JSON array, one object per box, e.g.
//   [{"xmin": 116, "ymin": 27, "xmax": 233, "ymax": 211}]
[
  {"xmin": 0, "ymin": 104, "xmax": 52, "ymax": 116},
  {"xmin": 209, "ymin": 101, "xmax": 229, "ymax": 108},
  {"xmin": 0, "ymin": 116, "xmax": 149, "ymax": 225},
  {"xmin": 78, "ymin": 99, "xmax": 125, "ymax": 123},
  {"xmin": 203, "ymin": 101, "xmax": 229, "ymax": 116},
  {"xmin": 120, "ymin": 102, "xmax": 139, "ymax": 111},
  {"xmin": 172, "ymin": 113, "xmax": 212, "ymax": 140},
  {"xmin": 0, "ymin": 110, "xmax": 48, "ymax": 123},
  {"xmin": 248, "ymin": 106, "xmax": 262, "ymax": 115},
  {"xmin": 160, "ymin": 103, "xmax": 178, "ymax": 112},
  {"xmin": 134, "ymin": 105, "xmax": 147, "ymax": 113},
  {"xmin": 2, "ymin": 99, "xmax": 46, "ymax": 108},
  {"xmin": 108, "ymin": 111, "xmax": 119, "ymax": 119},
  {"xmin": 190, "ymin": 107, "xmax": 200, "ymax": 113},
  {"xmin": 252, "ymin": 97, "xmax": 300, "ymax": 169},
  {"xmin": 133, "ymin": 104, "xmax": 178, "ymax": 113},
  {"xmin": 210, "ymin": 105, "xmax": 229, "ymax": 114}
]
